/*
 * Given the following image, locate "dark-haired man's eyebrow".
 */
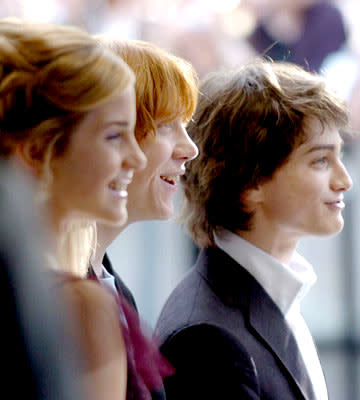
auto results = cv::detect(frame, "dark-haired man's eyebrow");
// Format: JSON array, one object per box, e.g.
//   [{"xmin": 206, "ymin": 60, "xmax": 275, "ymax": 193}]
[{"xmin": 306, "ymin": 142, "xmax": 343, "ymax": 154}]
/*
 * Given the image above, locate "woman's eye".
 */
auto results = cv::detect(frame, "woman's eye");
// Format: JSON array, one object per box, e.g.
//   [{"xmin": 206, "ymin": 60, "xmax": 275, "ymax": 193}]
[{"xmin": 106, "ymin": 132, "xmax": 123, "ymax": 140}]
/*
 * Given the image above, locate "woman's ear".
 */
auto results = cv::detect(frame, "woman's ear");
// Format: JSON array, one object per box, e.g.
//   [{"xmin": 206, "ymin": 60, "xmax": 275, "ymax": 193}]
[{"xmin": 14, "ymin": 142, "xmax": 43, "ymax": 177}]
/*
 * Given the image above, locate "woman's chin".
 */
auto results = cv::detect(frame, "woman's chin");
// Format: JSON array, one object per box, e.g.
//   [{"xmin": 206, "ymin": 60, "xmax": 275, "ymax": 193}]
[{"xmin": 100, "ymin": 208, "xmax": 128, "ymax": 227}]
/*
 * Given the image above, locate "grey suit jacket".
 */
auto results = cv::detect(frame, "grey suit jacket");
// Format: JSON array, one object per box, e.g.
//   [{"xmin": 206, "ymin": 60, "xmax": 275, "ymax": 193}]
[{"xmin": 155, "ymin": 246, "xmax": 318, "ymax": 400}]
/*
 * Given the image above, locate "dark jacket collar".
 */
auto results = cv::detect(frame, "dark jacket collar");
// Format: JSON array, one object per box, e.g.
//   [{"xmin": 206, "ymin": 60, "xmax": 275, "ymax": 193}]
[
  {"xmin": 196, "ymin": 246, "xmax": 316, "ymax": 400},
  {"xmin": 88, "ymin": 253, "xmax": 138, "ymax": 311}
]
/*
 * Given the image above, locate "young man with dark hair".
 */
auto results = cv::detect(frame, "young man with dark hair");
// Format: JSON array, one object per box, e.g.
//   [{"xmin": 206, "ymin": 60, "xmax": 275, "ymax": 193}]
[{"xmin": 155, "ymin": 61, "xmax": 353, "ymax": 400}]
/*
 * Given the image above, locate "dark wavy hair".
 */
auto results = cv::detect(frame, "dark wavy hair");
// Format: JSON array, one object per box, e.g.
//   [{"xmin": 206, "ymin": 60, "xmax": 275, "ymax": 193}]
[{"xmin": 181, "ymin": 60, "xmax": 349, "ymax": 247}]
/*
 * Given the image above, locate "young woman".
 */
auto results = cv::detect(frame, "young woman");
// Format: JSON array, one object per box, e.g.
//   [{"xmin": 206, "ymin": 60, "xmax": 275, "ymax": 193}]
[{"xmin": 0, "ymin": 19, "xmax": 146, "ymax": 400}]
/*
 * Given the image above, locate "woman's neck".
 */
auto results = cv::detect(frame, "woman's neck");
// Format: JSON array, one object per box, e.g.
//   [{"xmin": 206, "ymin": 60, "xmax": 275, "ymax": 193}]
[
  {"xmin": 91, "ymin": 222, "xmax": 127, "ymax": 276},
  {"xmin": 45, "ymin": 199, "xmax": 95, "ymax": 277}
]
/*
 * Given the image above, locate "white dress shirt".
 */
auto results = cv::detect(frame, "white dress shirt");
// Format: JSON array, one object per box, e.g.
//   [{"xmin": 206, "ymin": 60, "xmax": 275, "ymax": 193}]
[
  {"xmin": 99, "ymin": 264, "xmax": 118, "ymax": 296},
  {"xmin": 214, "ymin": 229, "xmax": 328, "ymax": 400},
  {"xmin": 98, "ymin": 265, "xmax": 128, "ymax": 328}
]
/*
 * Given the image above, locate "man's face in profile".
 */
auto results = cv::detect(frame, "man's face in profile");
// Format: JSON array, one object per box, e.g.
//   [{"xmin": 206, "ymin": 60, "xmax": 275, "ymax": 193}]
[{"xmin": 249, "ymin": 118, "xmax": 352, "ymax": 240}]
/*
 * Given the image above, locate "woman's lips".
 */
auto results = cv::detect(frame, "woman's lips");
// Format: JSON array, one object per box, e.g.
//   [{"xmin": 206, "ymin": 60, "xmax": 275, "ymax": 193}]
[{"xmin": 109, "ymin": 180, "xmax": 131, "ymax": 198}]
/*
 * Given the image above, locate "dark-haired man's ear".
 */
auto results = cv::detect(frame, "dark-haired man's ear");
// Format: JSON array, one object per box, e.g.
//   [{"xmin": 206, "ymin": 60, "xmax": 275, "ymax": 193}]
[
  {"xmin": 242, "ymin": 186, "xmax": 264, "ymax": 205},
  {"xmin": 239, "ymin": 187, "xmax": 264, "ymax": 216},
  {"xmin": 14, "ymin": 142, "xmax": 43, "ymax": 177}
]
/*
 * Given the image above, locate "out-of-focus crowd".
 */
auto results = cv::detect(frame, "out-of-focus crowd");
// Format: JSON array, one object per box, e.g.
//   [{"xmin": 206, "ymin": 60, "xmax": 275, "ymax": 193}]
[{"xmin": 1, "ymin": 0, "xmax": 360, "ymax": 132}]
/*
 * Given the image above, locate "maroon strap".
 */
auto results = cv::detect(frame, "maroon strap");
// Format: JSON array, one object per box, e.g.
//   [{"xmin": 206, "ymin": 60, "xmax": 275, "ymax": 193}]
[{"xmin": 116, "ymin": 294, "xmax": 174, "ymax": 400}]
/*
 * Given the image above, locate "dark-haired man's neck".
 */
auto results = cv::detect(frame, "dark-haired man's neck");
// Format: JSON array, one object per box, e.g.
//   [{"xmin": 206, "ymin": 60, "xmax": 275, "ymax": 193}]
[{"xmin": 236, "ymin": 226, "xmax": 299, "ymax": 266}]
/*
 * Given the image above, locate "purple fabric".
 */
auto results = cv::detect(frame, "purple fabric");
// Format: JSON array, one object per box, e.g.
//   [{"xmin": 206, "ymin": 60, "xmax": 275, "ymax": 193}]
[
  {"xmin": 116, "ymin": 294, "xmax": 174, "ymax": 400},
  {"xmin": 248, "ymin": 2, "xmax": 347, "ymax": 72},
  {"xmin": 54, "ymin": 271, "xmax": 174, "ymax": 400}
]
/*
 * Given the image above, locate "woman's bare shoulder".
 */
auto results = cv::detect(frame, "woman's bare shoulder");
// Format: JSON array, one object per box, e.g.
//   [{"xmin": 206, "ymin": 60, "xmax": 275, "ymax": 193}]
[
  {"xmin": 62, "ymin": 279, "xmax": 117, "ymax": 311},
  {"xmin": 58, "ymin": 278, "xmax": 124, "ymax": 368}
]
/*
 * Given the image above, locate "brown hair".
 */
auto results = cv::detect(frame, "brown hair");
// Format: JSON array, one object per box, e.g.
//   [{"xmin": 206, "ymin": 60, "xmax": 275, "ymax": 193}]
[
  {"xmin": 0, "ymin": 19, "xmax": 134, "ymax": 161},
  {"xmin": 96, "ymin": 38, "xmax": 198, "ymax": 141},
  {"xmin": 0, "ymin": 19, "xmax": 134, "ymax": 276},
  {"xmin": 182, "ymin": 60, "xmax": 349, "ymax": 247}
]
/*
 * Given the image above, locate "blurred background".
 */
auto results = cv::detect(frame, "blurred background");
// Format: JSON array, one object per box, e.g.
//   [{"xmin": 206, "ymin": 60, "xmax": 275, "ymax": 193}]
[{"xmin": 3, "ymin": 0, "xmax": 360, "ymax": 398}]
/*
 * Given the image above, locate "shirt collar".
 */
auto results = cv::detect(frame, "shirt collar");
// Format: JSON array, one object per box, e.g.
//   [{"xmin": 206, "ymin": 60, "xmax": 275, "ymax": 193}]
[
  {"xmin": 102, "ymin": 264, "xmax": 113, "ymax": 279},
  {"xmin": 214, "ymin": 229, "xmax": 317, "ymax": 316},
  {"xmin": 99, "ymin": 264, "xmax": 118, "ymax": 295}
]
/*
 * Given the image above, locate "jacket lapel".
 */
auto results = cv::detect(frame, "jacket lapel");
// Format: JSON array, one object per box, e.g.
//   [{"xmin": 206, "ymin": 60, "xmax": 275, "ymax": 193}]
[
  {"xmin": 200, "ymin": 247, "xmax": 316, "ymax": 400},
  {"xmin": 248, "ymin": 276, "xmax": 316, "ymax": 400}
]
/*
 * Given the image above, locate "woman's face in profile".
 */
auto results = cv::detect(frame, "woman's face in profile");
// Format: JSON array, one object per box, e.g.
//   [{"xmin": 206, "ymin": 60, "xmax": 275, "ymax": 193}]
[
  {"xmin": 126, "ymin": 118, "xmax": 198, "ymax": 223},
  {"xmin": 49, "ymin": 84, "xmax": 146, "ymax": 226}
]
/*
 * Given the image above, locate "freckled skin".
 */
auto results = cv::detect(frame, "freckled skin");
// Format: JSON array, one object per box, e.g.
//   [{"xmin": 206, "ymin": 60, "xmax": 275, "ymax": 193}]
[{"xmin": 127, "ymin": 119, "xmax": 198, "ymax": 223}]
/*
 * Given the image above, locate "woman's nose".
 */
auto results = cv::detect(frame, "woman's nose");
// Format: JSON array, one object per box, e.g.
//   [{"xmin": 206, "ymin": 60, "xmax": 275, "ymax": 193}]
[{"xmin": 126, "ymin": 136, "xmax": 147, "ymax": 171}]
